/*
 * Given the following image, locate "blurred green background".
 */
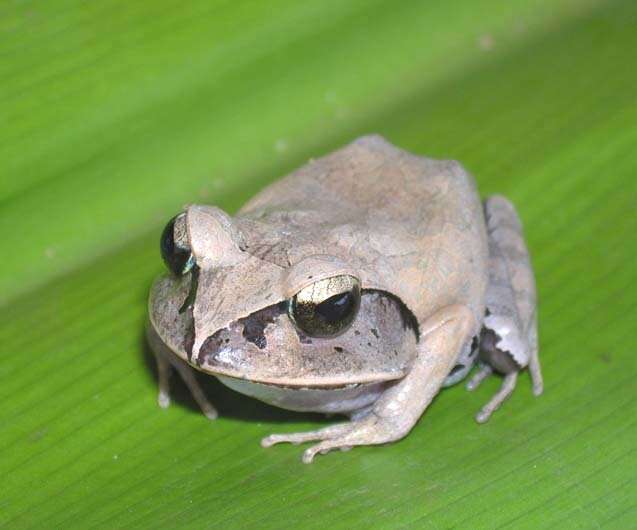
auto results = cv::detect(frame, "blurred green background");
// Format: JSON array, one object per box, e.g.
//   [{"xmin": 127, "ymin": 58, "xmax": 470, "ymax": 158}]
[{"xmin": 1, "ymin": 0, "xmax": 636, "ymax": 528}]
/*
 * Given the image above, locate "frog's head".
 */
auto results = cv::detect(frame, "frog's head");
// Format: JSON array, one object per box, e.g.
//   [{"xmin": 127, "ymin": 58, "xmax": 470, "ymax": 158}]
[{"xmin": 148, "ymin": 205, "xmax": 418, "ymax": 389}]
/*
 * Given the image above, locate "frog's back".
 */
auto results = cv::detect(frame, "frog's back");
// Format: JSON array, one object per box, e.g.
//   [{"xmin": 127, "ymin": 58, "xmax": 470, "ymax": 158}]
[
  {"xmin": 242, "ymin": 136, "xmax": 472, "ymax": 226},
  {"xmin": 239, "ymin": 135, "xmax": 488, "ymax": 327}
]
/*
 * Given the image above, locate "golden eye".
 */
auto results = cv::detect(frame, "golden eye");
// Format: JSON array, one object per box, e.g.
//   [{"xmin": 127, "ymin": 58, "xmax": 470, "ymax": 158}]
[{"xmin": 289, "ymin": 275, "xmax": 361, "ymax": 338}]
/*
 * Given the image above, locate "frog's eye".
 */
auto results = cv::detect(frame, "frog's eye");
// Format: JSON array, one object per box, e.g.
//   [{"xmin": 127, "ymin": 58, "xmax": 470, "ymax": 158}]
[
  {"xmin": 289, "ymin": 275, "xmax": 361, "ymax": 338},
  {"xmin": 160, "ymin": 213, "xmax": 195, "ymax": 276}
]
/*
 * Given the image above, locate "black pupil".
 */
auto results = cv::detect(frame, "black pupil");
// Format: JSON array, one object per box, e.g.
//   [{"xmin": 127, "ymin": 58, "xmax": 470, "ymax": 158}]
[
  {"xmin": 160, "ymin": 216, "xmax": 191, "ymax": 275},
  {"xmin": 316, "ymin": 292, "xmax": 354, "ymax": 323}
]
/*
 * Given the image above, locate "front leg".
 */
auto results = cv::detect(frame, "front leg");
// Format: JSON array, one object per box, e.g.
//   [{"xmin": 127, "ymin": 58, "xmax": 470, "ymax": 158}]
[
  {"xmin": 262, "ymin": 304, "xmax": 476, "ymax": 463},
  {"xmin": 147, "ymin": 323, "xmax": 218, "ymax": 420}
]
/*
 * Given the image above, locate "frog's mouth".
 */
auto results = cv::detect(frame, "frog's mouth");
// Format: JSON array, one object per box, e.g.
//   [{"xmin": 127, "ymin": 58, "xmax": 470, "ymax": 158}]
[
  {"xmin": 243, "ymin": 380, "xmax": 363, "ymax": 390},
  {"xmin": 196, "ymin": 368, "xmax": 402, "ymax": 389}
]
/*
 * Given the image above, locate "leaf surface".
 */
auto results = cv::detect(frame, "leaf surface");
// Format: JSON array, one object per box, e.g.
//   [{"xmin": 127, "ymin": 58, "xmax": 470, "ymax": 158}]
[{"xmin": 1, "ymin": 1, "xmax": 636, "ymax": 528}]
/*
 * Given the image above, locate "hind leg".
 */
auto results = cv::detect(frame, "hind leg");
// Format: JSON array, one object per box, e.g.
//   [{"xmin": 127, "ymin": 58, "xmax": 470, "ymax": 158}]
[
  {"xmin": 475, "ymin": 372, "xmax": 518, "ymax": 423},
  {"xmin": 466, "ymin": 363, "xmax": 492, "ymax": 391},
  {"xmin": 527, "ymin": 313, "xmax": 544, "ymax": 396},
  {"xmin": 470, "ymin": 196, "xmax": 543, "ymax": 422}
]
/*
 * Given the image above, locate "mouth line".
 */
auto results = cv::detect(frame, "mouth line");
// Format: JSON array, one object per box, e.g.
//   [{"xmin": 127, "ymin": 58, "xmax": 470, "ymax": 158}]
[
  {"xmin": 193, "ymin": 362, "xmax": 403, "ymax": 388},
  {"xmin": 215, "ymin": 375, "xmax": 364, "ymax": 391}
]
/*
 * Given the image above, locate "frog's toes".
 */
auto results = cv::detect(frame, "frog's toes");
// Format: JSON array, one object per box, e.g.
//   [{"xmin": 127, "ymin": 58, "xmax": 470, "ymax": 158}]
[
  {"xmin": 302, "ymin": 439, "xmax": 350, "ymax": 464},
  {"xmin": 261, "ymin": 422, "xmax": 352, "ymax": 448},
  {"xmin": 265, "ymin": 414, "xmax": 408, "ymax": 463},
  {"xmin": 203, "ymin": 408, "xmax": 219, "ymax": 420},
  {"xmin": 532, "ymin": 380, "xmax": 544, "ymax": 397},
  {"xmin": 157, "ymin": 390, "xmax": 171, "ymax": 409},
  {"xmin": 301, "ymin": 420, "xmax": 405, "ymax": 463}
]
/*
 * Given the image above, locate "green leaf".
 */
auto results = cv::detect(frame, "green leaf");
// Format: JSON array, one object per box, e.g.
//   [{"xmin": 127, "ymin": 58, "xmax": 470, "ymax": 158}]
[{"xmin": 1, "ymin": 0, "xmax": 636, "ymax": 528}]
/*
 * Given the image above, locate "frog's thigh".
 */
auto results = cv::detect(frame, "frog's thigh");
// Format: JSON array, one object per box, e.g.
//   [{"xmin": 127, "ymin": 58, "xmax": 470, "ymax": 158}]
[
  {"xmin": 262, "ymin": 305, "xmax": 475, "ymax": 463},
  {"xmin": 483, "ymin": 195, "xmax": 541, "ymax": 390}
]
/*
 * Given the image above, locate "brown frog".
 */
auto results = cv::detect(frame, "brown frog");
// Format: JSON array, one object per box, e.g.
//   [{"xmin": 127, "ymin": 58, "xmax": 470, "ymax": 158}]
[{"xmin": 147, "ymin": 136, "xmax": 543, "ymax": 463}]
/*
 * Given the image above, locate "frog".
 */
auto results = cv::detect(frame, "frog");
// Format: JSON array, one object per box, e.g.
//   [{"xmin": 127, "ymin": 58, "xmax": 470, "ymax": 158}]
[{"xmin": 147, "ymin": 135, "xmax": 543, "ymax": 463}]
